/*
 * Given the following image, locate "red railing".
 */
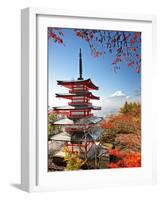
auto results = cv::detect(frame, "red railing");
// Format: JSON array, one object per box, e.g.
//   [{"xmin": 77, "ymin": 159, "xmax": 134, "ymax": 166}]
[
  {"xmin": 65, "ymin": 127, "xmax": 89, "ymax": 132},
  {"xmin": 65, "ymin": 141, "xmax": 95, "ymax": 153},
  {"xmin": 68, "ymin": 113, "xmax": 93, "ymax": 119},
  {"xmin": 68, "ymin": 102, "xmax": 91, "ymax": 106},
  {"xmin": 69, "ymin": 89, "xmax": 87, "ymax": 93}
]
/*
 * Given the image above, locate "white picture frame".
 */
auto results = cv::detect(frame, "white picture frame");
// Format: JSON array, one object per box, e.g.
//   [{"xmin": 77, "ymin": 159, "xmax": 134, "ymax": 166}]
[{"xmin": 21, "ymin": 7, "xmax": 157, "ymax": 192}]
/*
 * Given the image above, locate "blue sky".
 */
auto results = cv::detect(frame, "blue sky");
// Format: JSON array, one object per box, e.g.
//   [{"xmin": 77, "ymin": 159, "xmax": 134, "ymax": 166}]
[{"xmin": 48, "ymin": 28, "xmax": 141, "ymax": 116}]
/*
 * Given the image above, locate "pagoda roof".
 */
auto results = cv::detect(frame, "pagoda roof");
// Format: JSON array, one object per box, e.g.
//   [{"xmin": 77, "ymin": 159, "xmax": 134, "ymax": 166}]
[
  {"xmin": 57, "ymin": 78, "xmax": 99, "ymax": 90},
  {"xmin": 52, "ymin": 116, "xmax": 102, "ymax": 126},
  {"xmin": 53, "ymin": 105, "xmax": 101, "ymax": 111},
  {"xmin": 53, "ymin": 118, "xmax": 74, "ymax": 125},
  {"xmin": 50, "ymin": 132, "xmax": 71, "ymax": 142},
  {"xmin": 56, "ymin": 92, "xmax": 100, "ymax": 100}
]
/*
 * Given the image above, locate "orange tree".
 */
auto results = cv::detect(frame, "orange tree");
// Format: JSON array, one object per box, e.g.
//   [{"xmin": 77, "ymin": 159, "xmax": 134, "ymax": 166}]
[{"xmin": 101, "ymin": 114, "xmax": 141, "ymax": 151}]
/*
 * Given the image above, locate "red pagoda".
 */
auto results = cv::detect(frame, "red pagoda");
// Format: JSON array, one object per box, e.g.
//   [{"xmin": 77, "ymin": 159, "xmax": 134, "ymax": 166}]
[{"xmin": 51, "ymin": 49, "xmax": 101, "ymax": 158}]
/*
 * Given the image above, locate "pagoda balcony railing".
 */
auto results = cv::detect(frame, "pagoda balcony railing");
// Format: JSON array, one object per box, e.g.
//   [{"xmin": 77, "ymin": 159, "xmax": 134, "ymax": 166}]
[
  {"xmin": 65, "ymin": 141, "xmax": 95, "ymax": 153},
  {"xmin": 65, "ymin": 127, "xmax": 89, "ymax": 132},
  {"xmin": 69, "ymin": 89, "xmax": 87, "ymax": 93},
  {"xmin": 68, "ymin": 113, "xmax": 93, "ymax": 119},
  {"xmin": 68, "ymin": 102, "xmax": 92, "ymax": 106}
]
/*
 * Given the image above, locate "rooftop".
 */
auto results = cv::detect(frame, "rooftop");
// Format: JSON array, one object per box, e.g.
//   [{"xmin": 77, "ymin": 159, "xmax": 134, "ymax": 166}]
[
  {"xmin": 50, "ymin": 132, "xmax": 71, "ymax": 141},
  {"xmin": 57, "ymin": 78, "xmax": 99, "ymax": 90}
]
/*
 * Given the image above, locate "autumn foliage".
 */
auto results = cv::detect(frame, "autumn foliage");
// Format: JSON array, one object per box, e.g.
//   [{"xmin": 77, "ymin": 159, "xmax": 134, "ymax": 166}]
[
  {"xmin": 48, "ymin": 28, "xmax": 141, "ymax": 73},
  {"xmin": 100, "ymin": 102, "xmax": 141, "ymax": 168},
  {"xmin": 63, "ymin": 147, "xmax": 85, "ymax": 170},
  {"xmin": 48, "ymin": 27, "xmax": 64, "ymax": 45},
  {"xmin": 108, "ymin": 149, "xmax": 141, "ymax": 168}
]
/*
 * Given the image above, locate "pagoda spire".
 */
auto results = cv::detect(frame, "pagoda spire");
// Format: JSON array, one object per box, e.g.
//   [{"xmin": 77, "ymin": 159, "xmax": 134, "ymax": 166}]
[{"xmin": 78, "ymin": 48, "xmax": 83, "ymax": 80}]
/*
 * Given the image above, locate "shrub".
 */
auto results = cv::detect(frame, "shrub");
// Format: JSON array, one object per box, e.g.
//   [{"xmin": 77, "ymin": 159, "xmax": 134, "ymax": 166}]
[{"xmin": 63, "ymin": 147, "xmax": 85, "ymax": 171}]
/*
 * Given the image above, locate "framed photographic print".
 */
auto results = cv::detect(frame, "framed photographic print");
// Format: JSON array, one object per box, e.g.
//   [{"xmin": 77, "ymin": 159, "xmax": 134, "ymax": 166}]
[{"xmin": 21, "ymin": 8, "xmax": 156, "ymax": 192}]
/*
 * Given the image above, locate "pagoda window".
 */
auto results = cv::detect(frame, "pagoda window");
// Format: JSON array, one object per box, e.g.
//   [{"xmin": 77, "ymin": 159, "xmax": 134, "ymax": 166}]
[
  {"xmin": 85, "ymin": 97, "xmax": 89, "ymax": 103},
  {"xmin": 70, "ymin": 84, "xmax": 87, "ymax": 93},
  {"xmin": 73, "ymin": 84, "xmax": 84, "ymax": 88},
  {"xmin": 72, "ymin": 96, "xmax": 85, "ymax": 103},
  {"xmin": 72, "ymin": 97, "xmax": 89, "ymax": 103},
  {"xmin": 72, "ymin": 85, "xmax": 86, "ymax": 90}
]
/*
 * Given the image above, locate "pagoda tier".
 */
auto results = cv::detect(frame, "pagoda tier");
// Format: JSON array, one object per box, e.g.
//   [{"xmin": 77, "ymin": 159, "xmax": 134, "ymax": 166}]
[
  {"xmin": 53, "ymin": 110, "xmax": 94, "ymax": 119},
  {"xmin": 52, "ymin": 123, "xmax": 93, "ymax": 133},
  {"xmin": 51, "ymin": 117, "xmax": 102, "ymax": 126},
  {"xmin": 68, "ymin": 114, "xmax": 93, "ymax": 120},
  {"xmin": 57, "ymin": 78, "xmax": 99, "ymax": 90},
  {"xmin": 68, "ymin": 101, "xmax": 92, "ymax": 106},
  {"xmin": 51, "ymin": 117, "xmax": 102, "ymax": 133},
  {"xmin": 53, "ymin": 105, "xmax": 101, "ymax": 111},
  {"xmin": 55, "ymin": 92, "xmax": 100, "ymax": 100},
  {"xmin": 53, "ymin": 103, "xmax": 101, "ymax": 120}
]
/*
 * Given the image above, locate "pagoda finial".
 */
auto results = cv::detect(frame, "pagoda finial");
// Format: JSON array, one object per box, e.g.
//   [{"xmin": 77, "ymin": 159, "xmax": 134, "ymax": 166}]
[{"xmin": 78, "ymin": 48, "xmax": 83, "ymax": 80}]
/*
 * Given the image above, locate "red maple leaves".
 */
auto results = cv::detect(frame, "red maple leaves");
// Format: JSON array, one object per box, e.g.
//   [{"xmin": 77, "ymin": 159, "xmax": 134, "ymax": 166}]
[
  {"xmin": 128, "ymin": 61, "xmax": 135, "ymax": 67},
  {"xmin": 48, "ymin": 28, "xmax": 64, "ymax": 45},
  {"xmin": 48, "ymin": 28, "xmax": 141, "ymax": 74},
  {"xmin": 76, "ymin": 31, "xmax": 82, "ymax": 37},
  {"xmin": 108, "ymin": 149, "xmax": 141, "ymax": 168}
]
